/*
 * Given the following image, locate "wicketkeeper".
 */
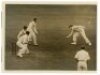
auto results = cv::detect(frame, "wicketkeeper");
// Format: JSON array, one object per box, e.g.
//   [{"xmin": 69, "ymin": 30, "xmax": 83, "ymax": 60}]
[{"xmin": 16, "ymin": 31, "xmax": 30, "ymax": 57}]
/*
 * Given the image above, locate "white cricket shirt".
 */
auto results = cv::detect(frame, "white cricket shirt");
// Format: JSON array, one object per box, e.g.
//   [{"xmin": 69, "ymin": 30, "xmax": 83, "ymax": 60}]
[
  {"xmin": 74, "ymin": 49, "xmax": 90, "ymax": 61},
  {"xmin": 18, "ymin": 35, "xmax": 29, "ymax": 44}
]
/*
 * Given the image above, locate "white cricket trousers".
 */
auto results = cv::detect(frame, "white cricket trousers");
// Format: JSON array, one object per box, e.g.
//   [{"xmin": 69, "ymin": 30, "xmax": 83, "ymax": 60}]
[
  {"xmin": 28, "ymin": 31, "xmax": 38, "ymax": 45},
  {"xmin": 16, "ymin": 42, "xmax": 29, "ymax": 56},
  {"xmin": 73, "ymin": 30, "xmax": 91, "ymax": 44},
  {"xmin": 77, "ymin": 61, "xmax": 87, "ymax": 71}
]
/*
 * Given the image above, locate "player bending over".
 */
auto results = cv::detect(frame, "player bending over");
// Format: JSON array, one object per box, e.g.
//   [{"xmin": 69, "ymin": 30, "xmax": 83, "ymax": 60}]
[
  {"xmin": 66, "ymin": 25, "xmax": 92, "ymax": 46},
  {"xmin": 74, "ymin": 46, "xmax": 90, "ymax": 71},
  {"xmin": 16, "ymin": 31, "xmax": 30, "ymax": 57}
]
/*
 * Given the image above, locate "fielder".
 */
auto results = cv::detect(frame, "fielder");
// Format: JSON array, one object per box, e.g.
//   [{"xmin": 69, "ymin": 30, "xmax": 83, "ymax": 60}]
[
  {"xmin": 16, "ymin": 31, "xmax": 30, "ymax": 57},
  {"xmin": 17, "ymin": 26, "xmax": 27, "ymax": 40},
  {"xmin": 74, "ymin": 46, "xmax": 90, "ymax": 71},
  {"xmin": 27, "ymin": 18, "xmax": 38, "ymax": 45},
  {"xmin": 66, "ymin": 25, "xmax": 92, "ymax": 46}
]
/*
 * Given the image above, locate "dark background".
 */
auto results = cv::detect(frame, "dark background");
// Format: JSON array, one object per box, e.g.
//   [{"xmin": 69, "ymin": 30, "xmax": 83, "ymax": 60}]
[{"xmin": 5, "ymin": 4, "xmax": 96, "ymax": 70}]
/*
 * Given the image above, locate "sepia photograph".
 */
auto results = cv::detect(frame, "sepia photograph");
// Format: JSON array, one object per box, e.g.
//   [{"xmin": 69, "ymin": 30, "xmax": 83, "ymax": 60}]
[{"xmin": 3, "ymin": 2, "xmax": 97, "ymax": 71}]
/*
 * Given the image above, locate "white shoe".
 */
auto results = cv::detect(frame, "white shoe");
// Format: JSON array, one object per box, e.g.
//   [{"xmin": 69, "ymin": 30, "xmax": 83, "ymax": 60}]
[
  {"xmin": 70, "ymin": 42, "xmax": 77, "ymax": 45},
  {"xmin": 17, "ymin": 54, "xmax": 23, "ymax": 58}
]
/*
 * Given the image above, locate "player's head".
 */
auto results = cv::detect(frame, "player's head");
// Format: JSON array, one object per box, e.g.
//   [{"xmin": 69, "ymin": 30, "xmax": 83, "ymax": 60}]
[
  {"xmin": 26, "ymin": 31, "xmax": 30, "ymax": 35},
  {"xmin": 23, "ymin": 26, "xmax": 27, "ymax": 30},
  {"xmin": 68, "ymin": 24, "xmax": 73, "ymax": 29},
  {"xmin": 81, "ymin": 46, "xmax": 85, "ymax": 50},
  {"xmin": 33, "ymin": 18, "xmax": 37, "ymax": 22}
]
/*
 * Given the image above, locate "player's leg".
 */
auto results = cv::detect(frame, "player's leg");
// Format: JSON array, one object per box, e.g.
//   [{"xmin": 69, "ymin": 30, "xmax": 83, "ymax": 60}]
[
  {"xmin": 28, "ymin": 32, "xmax": 32, "ymax": 42},
  {"xmin": 25, "ymin": 45, "xmax": 30, "ymax": 54},
  {"xmin": 80, "ymin": 31, "xmax": 92, "ymax": 46},
  {"xmin": 77, "ymin": 61, "xmax": 82, "ymax": 71},
  {"xmin": 21, "ymin": 44, "xmax": 28, "ymax": 55},
  {"xmin": 25, "ymin": 49, "xmax": 30, "ymax": 54},
  {"xmin": 82, "ymin": 62, "xmax": 88, "ymax": 71},
  {"xmin": 17, "ymin": 49, "xmax": 24, "ymax": 57},
  {"xmin": 78, "ymin": 61, "xmax": 88, "ymax": 71},
  {"xmin": 31, "ymin": 32, "xmax": 38, "ymax": 45},
  {"xmin": 17, "ymin": 46, "xmax": 27, "ymax": 57},
  {"xmin": 71, "ymin": 32, "xmax": 79, "ymax": 45},
  {"xmin": 16, "ymin": 42, "xmax": 25, "ymax": 57}
]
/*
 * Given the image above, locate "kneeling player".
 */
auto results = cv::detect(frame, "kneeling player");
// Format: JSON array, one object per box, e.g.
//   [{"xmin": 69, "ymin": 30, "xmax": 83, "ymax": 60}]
[{"xmin": 16, "ymin": 31, "xmax": 30, "ymax": 57}]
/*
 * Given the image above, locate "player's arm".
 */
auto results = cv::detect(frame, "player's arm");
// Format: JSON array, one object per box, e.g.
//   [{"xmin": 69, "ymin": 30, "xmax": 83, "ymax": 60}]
[
  {"xmin": 77, "ymin": 26, "xmax": 85, "ymax": 30},
  {"xmin": 74, "ymin": 53, "xmax": 78, "ymax": 62},
  {"xmin": 87, "ymin": 52, "xmax": 91, "ymax": 60},
  {"xmin": 66, "ymin": 29, "xmax": 74, "ymax": 38}
]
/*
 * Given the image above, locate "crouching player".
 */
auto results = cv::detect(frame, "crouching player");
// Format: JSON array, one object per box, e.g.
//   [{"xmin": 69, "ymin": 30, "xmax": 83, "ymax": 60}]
[
  {"xmin": 16, "ymin": 31, "xmax": 30, "ymax": 57},
  {"xmin": 74, "ymin": 46, "xmax": 90, "ymax": 71},
  {"xmin": 66, "ymin": 25, "xmax": 92, "ymax": 46}
]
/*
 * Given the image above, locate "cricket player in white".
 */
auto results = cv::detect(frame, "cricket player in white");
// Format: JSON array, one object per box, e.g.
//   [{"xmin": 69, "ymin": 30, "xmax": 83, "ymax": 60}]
[
  {"xmin": 17, "ymin": 26, "xmax": 27, "ymax": 40},
  {"xmin": 16, "ymin": 31, "xmax": 30, "ymax": 57},
  {"xmin": 74, "ymin": 46, "xmax": 90, "ymax": 71},
  {"xmin": 66, "ymin": 25, "xmax": 92, "ymax": 46},
  {"xmin": 27, "ymin": 18, "xmax": 38, "ymax": 45}
]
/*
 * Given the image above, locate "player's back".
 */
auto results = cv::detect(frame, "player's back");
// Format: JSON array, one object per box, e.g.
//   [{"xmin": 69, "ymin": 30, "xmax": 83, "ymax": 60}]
[
  {"xmin": 75, "ymin": 50, "xmax": 90, "ymax": 61},
  {"xmin": 18, "ymin": 35, "xmax": 28, "ymax": 44},
  {"xmin": 72, "ymin": 25, "xmax": 85, "ymax": 32}
]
